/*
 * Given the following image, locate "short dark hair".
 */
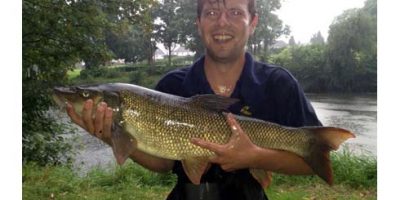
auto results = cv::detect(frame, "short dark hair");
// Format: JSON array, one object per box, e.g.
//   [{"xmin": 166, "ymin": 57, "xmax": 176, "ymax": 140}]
[{"xmin": 197, "ymin": 0, "xmax": 257, "ymax": 19}]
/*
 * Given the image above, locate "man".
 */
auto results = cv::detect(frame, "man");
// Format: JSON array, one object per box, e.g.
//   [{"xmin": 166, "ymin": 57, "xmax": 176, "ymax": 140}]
[{"xmin": 67, "ymin": 0, "xmax": 321, "ymax": 199}]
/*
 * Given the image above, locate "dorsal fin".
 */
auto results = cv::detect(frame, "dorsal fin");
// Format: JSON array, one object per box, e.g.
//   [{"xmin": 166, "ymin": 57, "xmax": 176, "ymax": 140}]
[{"xmin": 187, "ymin": 94, "xmax": 239, "ymax": 112}]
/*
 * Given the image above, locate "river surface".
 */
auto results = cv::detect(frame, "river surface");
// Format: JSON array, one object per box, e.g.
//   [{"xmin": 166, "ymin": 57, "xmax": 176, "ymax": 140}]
[
  {"xmin": 58, "ymin": 93, "xmax": 377, "ymax": 174},
  {"xmin": 307, "ymin": 93, "xmax": 377, "ymax": 157}
]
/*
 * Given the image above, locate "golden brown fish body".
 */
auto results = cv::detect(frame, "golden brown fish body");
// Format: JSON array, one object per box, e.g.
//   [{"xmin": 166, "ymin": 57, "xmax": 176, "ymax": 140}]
[{"xmin": 53, "ymin": 83, "xmax": 355, "ymax": 187}]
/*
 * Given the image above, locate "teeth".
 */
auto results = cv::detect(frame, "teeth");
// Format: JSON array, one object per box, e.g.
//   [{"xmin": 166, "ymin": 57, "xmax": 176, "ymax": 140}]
[{"xmin": 214, "ymin": 34, "xmax": 232, "ymax": 41}]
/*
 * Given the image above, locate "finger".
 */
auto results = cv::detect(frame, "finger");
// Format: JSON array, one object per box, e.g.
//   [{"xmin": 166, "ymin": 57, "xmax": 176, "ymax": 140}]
[
  {"xmin": 66, "ymin": 102, "xmax": 85, "ymax": 128},
  {"xmin": 94, "ymin": 102, "xmax": 107, "ymax": 138},
  {"xmin": 103, "ymin": 107, "xmax": 113, "ymax": 140},
  {"xmin": 191, "ymin": 138, "xmax": 223, "ymax": 155},
  {"xmin": 82, "ymin": 99, "xmax": 95, "ymax": 134},
  {"xmin": 226, "ymin": 113, "xmax": 243, "ymax": 137}
]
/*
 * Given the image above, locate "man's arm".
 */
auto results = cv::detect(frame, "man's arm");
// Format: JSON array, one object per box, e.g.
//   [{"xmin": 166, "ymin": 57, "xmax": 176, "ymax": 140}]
[
  {"xmin": 66, "ymin": 99, "xmax": 174, "ymax": 173},
  {"xmin": 191, "ymin": 113, "xmax": 313, "ymax": 175}
]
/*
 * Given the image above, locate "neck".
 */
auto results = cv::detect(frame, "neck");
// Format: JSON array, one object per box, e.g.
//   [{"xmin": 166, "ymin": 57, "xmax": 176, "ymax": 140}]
[{"xmin": 204, "ymin": 53, "xmax": 246, "ymax": 97}]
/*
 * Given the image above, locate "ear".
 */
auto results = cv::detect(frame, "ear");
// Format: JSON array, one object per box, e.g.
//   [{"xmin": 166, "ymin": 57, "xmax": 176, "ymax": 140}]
[
  {"xmin": 250, "ymin": 14, "xmax": 259, "ymax": 35},
  {"xmin": 196, "ymin": 18, "xmax": 202, "ymax": 37}
]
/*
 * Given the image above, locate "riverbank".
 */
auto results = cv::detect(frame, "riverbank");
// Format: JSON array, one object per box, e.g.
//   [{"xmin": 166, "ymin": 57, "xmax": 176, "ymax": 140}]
[{"xmin": 23, "ymin": 152, "xmax": 377, "ymax": 200}]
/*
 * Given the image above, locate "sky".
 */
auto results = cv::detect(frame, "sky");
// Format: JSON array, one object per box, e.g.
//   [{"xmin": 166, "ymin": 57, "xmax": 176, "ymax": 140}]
[{"xmin": 275, "ymin": 0, "xmax": 366, "ymax": 44}]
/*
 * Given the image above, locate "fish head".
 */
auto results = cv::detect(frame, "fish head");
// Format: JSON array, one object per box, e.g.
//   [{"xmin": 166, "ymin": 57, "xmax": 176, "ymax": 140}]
[{"xmin": 53, "ymin": 85, "xmax": 104, "ymax": 115}]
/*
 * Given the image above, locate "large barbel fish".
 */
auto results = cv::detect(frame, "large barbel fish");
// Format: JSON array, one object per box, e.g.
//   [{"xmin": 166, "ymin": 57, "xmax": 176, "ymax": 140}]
[{"xmin": 53, "ymin": 83, "xmax": 354, "ymax": 187}]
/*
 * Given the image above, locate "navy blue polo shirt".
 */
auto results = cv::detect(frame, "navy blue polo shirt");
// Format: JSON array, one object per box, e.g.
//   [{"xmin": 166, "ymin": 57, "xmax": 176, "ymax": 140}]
[{"xmin": 155, "ymin": 52, "xmax": 321, "ymax": 200}]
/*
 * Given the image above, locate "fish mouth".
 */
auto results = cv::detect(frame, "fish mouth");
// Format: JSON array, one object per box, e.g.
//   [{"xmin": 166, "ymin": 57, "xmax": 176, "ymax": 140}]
[{"xmin": 52, "ymin": 87, "xmax": 76, "ymax": 108}]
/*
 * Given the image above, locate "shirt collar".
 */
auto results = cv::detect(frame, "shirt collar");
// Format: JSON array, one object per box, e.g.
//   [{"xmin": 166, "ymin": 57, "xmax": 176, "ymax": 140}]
[{"xmin": 181, "ymin": 52, "xmax": 256, "ymax": 97}]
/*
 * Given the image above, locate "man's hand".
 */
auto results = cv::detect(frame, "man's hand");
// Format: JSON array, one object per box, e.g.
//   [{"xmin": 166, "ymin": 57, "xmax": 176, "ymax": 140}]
[
  {"xmin": 191, "ymin": 113, "xmax": 260, "ymax": 171},
  {"xmin": 66, "ymin": 99, "xmax": 113, "ymax": 144}
]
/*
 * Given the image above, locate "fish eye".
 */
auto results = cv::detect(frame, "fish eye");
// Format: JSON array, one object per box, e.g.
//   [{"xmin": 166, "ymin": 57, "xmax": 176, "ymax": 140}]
[{"xmin": 82, "ymin": 91, "xmax": 90, "ymax": 98}]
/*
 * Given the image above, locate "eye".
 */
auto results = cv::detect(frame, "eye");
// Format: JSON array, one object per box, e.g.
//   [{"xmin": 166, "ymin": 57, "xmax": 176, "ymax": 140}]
[
  {"xmin": 230, "ymin": 9, "xmax": 243, "ymax": 17},
  {"xmin": 82, "ymin": 91, "xmax": 90, "ymax": 98},
  {"xmin": 208, "ymin": 10, "xmax": 216, "ymax": 16},
  {"xmin": 204, "ymin": 10, "xmax": 219, "ymax": 18}
]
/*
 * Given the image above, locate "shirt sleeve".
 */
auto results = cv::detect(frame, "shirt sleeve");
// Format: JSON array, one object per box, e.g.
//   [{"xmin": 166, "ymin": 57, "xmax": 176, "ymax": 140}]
[{"xmin": 154, "ymin": 68, "xmax": 188, "ymax": 95}]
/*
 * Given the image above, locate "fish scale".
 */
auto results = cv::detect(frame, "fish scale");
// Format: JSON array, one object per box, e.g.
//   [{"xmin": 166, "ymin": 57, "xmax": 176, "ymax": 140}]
[{"xmin": 122, "ymin": 89, "xmax": 319, "ymax": 160}]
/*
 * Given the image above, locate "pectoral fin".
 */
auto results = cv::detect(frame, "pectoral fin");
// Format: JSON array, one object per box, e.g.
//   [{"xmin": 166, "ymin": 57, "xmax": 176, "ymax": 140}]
[
  {"xmin": 250, "ymin": 169, "xmax": 273, "ymax": 188},
  {"xmin": 182, "ymin": 157, "xmax": 210, "ymax": 184},
  {"xmin": 110, "ymin": 123, "xmax": 136, "ymax": 165}
]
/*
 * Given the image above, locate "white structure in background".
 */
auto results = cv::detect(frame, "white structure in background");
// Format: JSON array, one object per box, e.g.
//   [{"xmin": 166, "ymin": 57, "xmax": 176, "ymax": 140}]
[
  {"xmin": 154, "ymin": 48, "xmax": 167, "ymax": 60},
  {"xmin": 155, "ymin": 44, "xmax": 195, "ymax": 60},
  {"xmin": 271, "ymin": 40, "xmax": 288, "ymax": 49},
  {"xmin": 172, "ymin": 46, "xmax": 195, "ymax": 57},
  {"xmin": 111, "ymin": 58, "xmax": 125, "ymax": 65}
]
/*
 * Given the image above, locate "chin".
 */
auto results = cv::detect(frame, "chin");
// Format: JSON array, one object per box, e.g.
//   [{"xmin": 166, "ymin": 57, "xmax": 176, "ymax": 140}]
[{"xmin": 208, "ymin": 49, "xmax": 242, "ymax": 61}]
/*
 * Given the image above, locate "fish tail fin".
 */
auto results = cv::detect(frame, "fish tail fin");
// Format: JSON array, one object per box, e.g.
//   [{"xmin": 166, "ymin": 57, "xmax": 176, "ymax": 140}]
[
  {"xmin": 303, "ymin": 127, "xmax": 355, "ymax": 185},
  {"xmin": 110, "ymin": 124, "xmax": 137, "ymax": 165}
]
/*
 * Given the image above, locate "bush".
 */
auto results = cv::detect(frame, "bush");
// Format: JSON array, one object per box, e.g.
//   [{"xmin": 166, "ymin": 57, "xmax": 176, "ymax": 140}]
[
  {"xmin": 129, "ymin": 71, "xmax": 146, "ymax": 85},
  {"xmin": 23, "ymin": 80, "xmax": 75, "ymax": 166}
]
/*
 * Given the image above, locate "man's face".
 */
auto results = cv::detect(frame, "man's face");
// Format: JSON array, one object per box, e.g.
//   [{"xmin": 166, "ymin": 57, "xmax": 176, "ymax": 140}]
[{"xmin": 197, "ymin": 0, "xmax": 258, "ymax": 63}]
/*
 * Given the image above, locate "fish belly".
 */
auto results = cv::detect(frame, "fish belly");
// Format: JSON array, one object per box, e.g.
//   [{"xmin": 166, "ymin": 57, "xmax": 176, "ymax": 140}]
[{"xmin": 122, "ymin": 104, "xmax": 231, "ymax": 160}]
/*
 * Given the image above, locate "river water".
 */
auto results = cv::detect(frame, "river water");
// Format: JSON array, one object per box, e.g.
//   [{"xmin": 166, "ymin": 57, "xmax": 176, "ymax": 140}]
[
  {"xmin": 307, "ymin": 93, "xmax": 377, "ymax": 157},
  {"xmin": 58, "ymin": 93, "xmax": 377, "ymax": 173}
]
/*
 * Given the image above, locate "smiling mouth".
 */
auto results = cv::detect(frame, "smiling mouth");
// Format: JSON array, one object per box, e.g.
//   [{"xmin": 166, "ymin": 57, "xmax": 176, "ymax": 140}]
[{"xmin": 213, "ymin": 33, "xmax": 233, "ymax": 42}]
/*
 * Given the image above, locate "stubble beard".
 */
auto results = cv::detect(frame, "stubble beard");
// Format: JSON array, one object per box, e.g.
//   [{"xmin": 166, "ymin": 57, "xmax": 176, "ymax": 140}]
[{"xmin": 204, "ymin": 38, "xmax": 247, "ymax": 64}]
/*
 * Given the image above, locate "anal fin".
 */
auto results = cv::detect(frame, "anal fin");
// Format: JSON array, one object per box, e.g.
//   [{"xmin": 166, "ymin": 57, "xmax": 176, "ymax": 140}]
[
  {"xmin": 182, "ymin": 157, "xmax": 210, "ymax": 184},
  {"xmin": 250, "ymin": 169, "xmax": 273, "ymax": 188},
  {"xmin": 110, "ymin": 124, "xmax": 136, "ymax": 165}
]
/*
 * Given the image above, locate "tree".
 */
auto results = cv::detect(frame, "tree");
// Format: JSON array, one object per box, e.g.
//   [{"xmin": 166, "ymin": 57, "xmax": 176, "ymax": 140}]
[
  {"xmin": 310, "ymin": 31, "xmax": 325, "ymax": 45},
  {"xmin": 175, "ymin": 0, "xmax": 204, "ymax": 59},
  {"xmin": 22, "ymin": 0, "xmax": 155, "ymax": 165},
  {"xmin": 269, "ymin": 44, "xmax": 328, "ymax": 92},
  {"xmin": 326, "ymin": 0, "xmax": 377, "ymax": 92},
  {"xmin": 288, "ymin": 36, "xmax": 296, "ymax": 46},
  {"xmin": 154, "ymin": 0, "xmax": 182, "ymax": 65},
  {"xmin": 106, "ymin": 24, "xmax": 155, "ymax": 63},
  {"xmin": 247, "ymin": 0, "xmax": 290, "ymax": 59}
]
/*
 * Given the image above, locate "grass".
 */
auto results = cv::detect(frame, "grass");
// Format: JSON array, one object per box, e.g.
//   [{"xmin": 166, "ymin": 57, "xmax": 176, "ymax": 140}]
[
  {"xmin": 23, "ymin": 161, "xmax": 175, "ymax": 200},
  {"xmin": 66, "ymin": 64, "xmax": 174, "ymax": 89},
  {"xmin": 23, "ymin": 151, "xmax": 377, "ymax": 200},
  {"xmin": 67, "ymin": 69, "xmax": 82, "ymax": 80}
]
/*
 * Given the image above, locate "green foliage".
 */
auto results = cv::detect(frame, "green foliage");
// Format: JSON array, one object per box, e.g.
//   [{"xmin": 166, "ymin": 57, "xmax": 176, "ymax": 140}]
[
  {"xmin": 175, "ymin": 0, "xmax": 204, "ymax": 59},
  {"xmin": 69, "ymin": 61, "xmax": 189, "ymax": 89},
  {"xmin": 248, "ymin": 0, "xmax": 290, "ymax": 58},
  {"xmin": 23, "ymin": 0, "xmax": 156, "ymax": 165},
  {"xmin": 310, "ymin": 31, "xmax": 325, "ymax": 45},
  {"xmin": 154, "ymin": 0, "xmax": 183, "ymax": 65},
  {"xmin": 23, "ymin": 151, "xmax": 376, "ymax": 199},
  {"xmin": 106, "ymin": 23, "xmax": 155, "ymax": 63},
  {"xmin": 269, "ymin": 44, "xmax": 329, "ymax": 92},
  {"xmin": 22, "ymin": 79, "xmax": 74, "ymax": 165},
  {"xmin": 23, "ymin": 162, "xmax": 175, "ymax": 200},
  {"xmin": 330, "ymin": 150, "xmax": 377, "ymax": 188},
  {"xmin": 326, "ymin": 0, "xmax": 377, "ymax": 92},
  {"xmin": 269, "ymin": 0, "xmax": 376, "ymax": 93},
  {"xmin": 272, "ymin": 150, "xmax": 377, "ymax": 189}
]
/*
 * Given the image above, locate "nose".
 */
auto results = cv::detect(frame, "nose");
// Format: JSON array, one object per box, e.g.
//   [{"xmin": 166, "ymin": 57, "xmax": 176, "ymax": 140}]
[{"xmin": 217, "ymin": 11, "xmax": 230, "ymax": 27}]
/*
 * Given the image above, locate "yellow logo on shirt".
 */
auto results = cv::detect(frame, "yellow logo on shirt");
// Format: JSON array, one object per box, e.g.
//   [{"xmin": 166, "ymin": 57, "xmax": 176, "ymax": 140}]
[{"xmin": 240, "ymin": 106, "xmax": 252, "ymax": 116}]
